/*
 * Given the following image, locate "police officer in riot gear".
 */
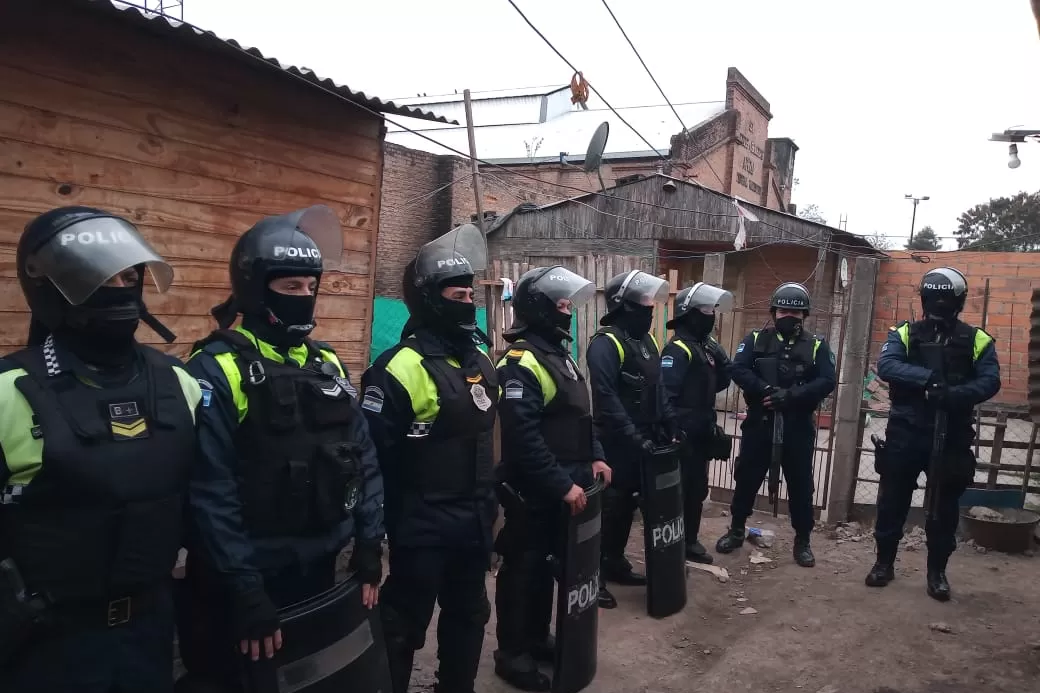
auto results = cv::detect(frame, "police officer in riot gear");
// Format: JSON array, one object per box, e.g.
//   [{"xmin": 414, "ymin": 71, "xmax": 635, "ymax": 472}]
[
  {"xmin": 586, "ymin": 269, "xmax": 676, "ymax": 609},
  {"xmin": 493, "ymin": 266, "xmax": 611, "ymax": 692},
  {"xmin": 0, "ymin": 206, "xmax": 201, "ymax": 692},
  {"xmin": 176, "ymin": 206, "xmax": 386, "ymax": 691},
  {"xmin": 661, "ymin": 283, "xmax": 735, "ymax": 565},
  {"xmin": 868, "ymin": 268, "xmax": 999, "ymax": 601},
  {"xmin": 361, "ymin": 225, "xmax": 497, "ymax": 693},
  {"xmin": 717, "ymin": 282, "xmax": 835, "ymax": 567}
]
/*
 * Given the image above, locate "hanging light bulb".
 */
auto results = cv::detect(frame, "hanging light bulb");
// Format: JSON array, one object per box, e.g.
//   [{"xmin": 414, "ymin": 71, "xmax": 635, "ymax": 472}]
[{"xmin": 1009, "ymin": 143, "xmax": 1022, "ymax": 169}]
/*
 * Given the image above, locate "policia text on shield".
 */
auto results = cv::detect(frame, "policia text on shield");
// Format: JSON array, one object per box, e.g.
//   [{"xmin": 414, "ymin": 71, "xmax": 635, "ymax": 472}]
[
  {"xmin": 491, "ymin": 266, "xmax": 611, "ymax": 693},
  {"xmin": 175, "ymin": 206, "xmax": 390, "ymax": 693},
  {"xmin": 867, "ymin": 267, "xmax": 1000, "ymax": 602},
  {"xmin": 0, "ymin": 207, "xmax": 202, "ymax": 693},
  {"xmin": 361, "ymin": 225, "xmax": 499, "ymax": 693},
  {"xmin": 586, "ymin": 270, "xmax": 685, "ymax": 616}
]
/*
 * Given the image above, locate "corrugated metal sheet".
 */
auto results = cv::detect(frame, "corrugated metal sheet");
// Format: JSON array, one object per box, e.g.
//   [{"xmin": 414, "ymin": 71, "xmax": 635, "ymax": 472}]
[
  {"xmin": 77, "ymin": 0, "xmax": 455, "ymax": 124},
  {"xmin": 385, "ymin": 101, "xmax": 726, "ymax": 160},
  {"xmin": 1030, "ymin": 287, "xmax": 1040, "ymax": 422}
]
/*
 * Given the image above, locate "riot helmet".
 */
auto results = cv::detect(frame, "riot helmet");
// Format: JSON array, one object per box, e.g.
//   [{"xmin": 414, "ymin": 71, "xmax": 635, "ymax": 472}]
[
  {"xmin": 505, "ymin": 265, "xmax": 594, "ymax": 342},
  {"xmin": 919, "ymin": 267, "xmax": 967, "ymax": 322},
  {"xmin": 402, "ymin": 224, "xmax": 487, "ymax": 337},
  {"xmin": 770, "ymin": 282, "xmax": 811, "ymax": 314},
  {"xmin": 17, "ymin": 206, "xmax": 176, "ymax": 365},
  {"xmin": 213, "ymin": 205, "xmax": 343, "ymax": 345},
  {"xmin": 666, "ymin": 282, "xmax": 734, "ymax": 336}
]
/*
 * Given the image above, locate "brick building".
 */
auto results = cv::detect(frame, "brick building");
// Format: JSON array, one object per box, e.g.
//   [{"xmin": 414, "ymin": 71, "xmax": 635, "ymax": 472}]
[{"xmin": 377, "ymin": 67, "xmax": 806, "ymax": 299}]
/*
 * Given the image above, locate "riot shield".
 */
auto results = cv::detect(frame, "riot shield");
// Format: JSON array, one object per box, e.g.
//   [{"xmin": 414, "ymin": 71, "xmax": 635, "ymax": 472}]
[
  {"xmin": 553, "ymin": 481, "xmax": 603, "ymax": 693},
  {"xmin": 640, "ymin": 443, "xmax": 687, "ymax": 619},
  {"xmin": 240, "ymin": 577, "xmax": 391, "ymax": 693}
]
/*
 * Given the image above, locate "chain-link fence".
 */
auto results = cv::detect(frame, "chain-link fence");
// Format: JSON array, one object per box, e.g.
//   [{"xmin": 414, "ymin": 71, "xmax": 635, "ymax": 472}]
[{"xmin": 369, "ymin": 295, "xmax": 489, "ymax": 364}]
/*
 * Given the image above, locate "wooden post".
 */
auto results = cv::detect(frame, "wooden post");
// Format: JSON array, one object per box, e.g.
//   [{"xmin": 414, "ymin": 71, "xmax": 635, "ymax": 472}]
[
  {"xmin": 808, "ymin": 242, "xmax": 829, "ymax": 333},
  {"xmin": 703, "ymin": 252, "xmax": 725, "ymax": 288},
  {"xmin": 826, "ymin": 256, "xmax": 879, "ymax": 522}
]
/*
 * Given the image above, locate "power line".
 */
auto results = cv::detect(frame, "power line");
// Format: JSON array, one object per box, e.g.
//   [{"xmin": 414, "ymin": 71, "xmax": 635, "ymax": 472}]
[
  {"xmin": 503, "ymin": 0, "xmax": 667, "ymax": 160},
  {"xmin": 597, "ymin": 0, "xmax": 727, "ymax": 189}
]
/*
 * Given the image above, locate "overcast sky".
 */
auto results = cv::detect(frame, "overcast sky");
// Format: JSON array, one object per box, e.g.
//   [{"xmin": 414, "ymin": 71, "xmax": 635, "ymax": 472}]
[{"xmin": 180, "ymin": 0, "xmax": 1040, "ymax": 250}]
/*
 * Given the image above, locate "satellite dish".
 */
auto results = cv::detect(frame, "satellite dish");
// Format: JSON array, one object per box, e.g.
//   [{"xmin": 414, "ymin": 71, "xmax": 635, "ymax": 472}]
[
  {"xmin": 839, "ymin": 257, "xmax": 850, "ymax": 288},
  {"xmin": 583, "ymin": 122, "xmax": 610, "ymax": 173}
]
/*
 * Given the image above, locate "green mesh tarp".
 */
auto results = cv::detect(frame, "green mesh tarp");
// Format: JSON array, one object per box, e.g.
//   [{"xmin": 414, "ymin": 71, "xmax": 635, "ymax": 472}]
[{"xmin": 370, "ymin": 296, "xmax": 488, "ymax": 364}]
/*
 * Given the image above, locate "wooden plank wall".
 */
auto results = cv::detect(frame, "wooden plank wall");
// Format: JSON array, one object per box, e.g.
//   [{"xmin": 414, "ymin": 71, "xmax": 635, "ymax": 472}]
[{"xmin": 0, "ymin": 1, "xmax": 383, "ymax": 375}]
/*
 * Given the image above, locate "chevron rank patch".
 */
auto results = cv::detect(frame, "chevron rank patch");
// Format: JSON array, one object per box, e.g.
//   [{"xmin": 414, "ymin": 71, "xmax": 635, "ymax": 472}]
[
  {"xmin": 108, "ymin": 401, "xmax": 149, "ymax": 441},
  {"xmin": 661, "ymin": 356, "xmax": 674, "ymax": 368},
  {"xmin": 506, "ymin": 349, "xmax": 525, "ymax": 359},
  {"xmin": 504, "ymin": 379, "xmax": 524, "ymax": 400}
]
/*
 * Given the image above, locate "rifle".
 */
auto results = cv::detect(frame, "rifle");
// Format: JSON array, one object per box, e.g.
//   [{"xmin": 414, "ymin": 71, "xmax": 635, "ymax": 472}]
[
  {"xmin": 919, "ymin": 342, "xmax": 948, "ymax": 522},
  {"xmin": 756, "ymin": 357, "xmax": 784, "ymax": 517}
]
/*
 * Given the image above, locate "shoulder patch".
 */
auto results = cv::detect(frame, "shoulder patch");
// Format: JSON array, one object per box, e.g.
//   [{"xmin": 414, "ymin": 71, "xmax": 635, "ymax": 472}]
[
  {"xmin": 506, "ymin": 349, "xmax": 525, "ymax": 359},
  {"xmin": 736, "ymin": 342, "xmax": 746, "ymax": 353},
  {"xmin": 361, "ymin": 386, "xmax": 384, "ymax": 413},
  {"xmin": 504, "ymin": 378, "xmax": 524, "ymax": 400},
  {"xmin": 661, "ymin": 355, "xmax": 674, "ymax": 368},
  {"xmin": 197, "ymin": 378, "xmax": 213, "ymax": 407}
]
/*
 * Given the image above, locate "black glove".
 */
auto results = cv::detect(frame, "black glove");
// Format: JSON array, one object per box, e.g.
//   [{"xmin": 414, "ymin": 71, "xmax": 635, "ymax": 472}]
[
  {"xmin": 925, "ymin": 382, "xmax": 949, "ymax": 406},
  {"xmin": 230, "ymin": 586, "xmax": 280, "ymax": 643},
  {"xmin": 638, "ymin": 437, "xmax": 656, "ymax": 455},
  {"xmin": 349, "ymin": 540, "xmax": 383, "ymax": 586},
  {"xmin": 763, "ymin": 388, "xmax": 790, "ymax": 410}
]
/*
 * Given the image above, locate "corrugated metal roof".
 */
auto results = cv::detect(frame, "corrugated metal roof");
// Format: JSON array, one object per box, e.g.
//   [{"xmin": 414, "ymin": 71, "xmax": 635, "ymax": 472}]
[
  {"xmin": 391, "ymin": 85, "xmax": 569, "ymax": 106},
  {"xmin": 385, "ymin": 101, "xmax": 726, "ymax": 160},
  {"xmin": 78, "ymin": 0, "xmax": 455, "ymax": 124}
]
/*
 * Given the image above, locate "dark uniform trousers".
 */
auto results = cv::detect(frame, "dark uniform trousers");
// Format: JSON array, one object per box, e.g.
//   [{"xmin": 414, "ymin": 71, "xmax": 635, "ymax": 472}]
[
  {"xmin": 729, "ymin": 328, "xmax": 826, "ymax": 538},
  {"xmin": 493, "ymin": 338, "xmax": 596, "ymax": 657},
  {"xmin": 873, "ymin": 320, "xmax": 995, "ymax": 565},
  {"xmin": 366, "ymin": 333, "xmax": 498, "ymax": 693},
  {"xmin": 0, "ymin": 339, "xmax": 198, "ymax": 693}
]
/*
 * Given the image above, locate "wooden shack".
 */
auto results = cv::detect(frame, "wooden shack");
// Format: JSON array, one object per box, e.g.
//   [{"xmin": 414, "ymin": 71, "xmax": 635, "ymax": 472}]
[{"xmin": 0, "ymin": 0, "xmax": 449, "ymax": 374}]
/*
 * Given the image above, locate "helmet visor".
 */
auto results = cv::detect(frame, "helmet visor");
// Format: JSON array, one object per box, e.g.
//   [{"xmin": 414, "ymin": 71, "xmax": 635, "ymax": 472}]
[
  {"xmin": 528, "ymin": 266, "xmax": 595, "ymax": 307},
  {"xmin": 619, "ymin": 270, "xmax": 669, "ymax": 306},
  {"xmin": 680, "ymin": 282, "xmax": 734, "ymax": 313},
  {"xmin": 26, "ymin": 216, "xmax": 174, "ymax": 306},
  {"xmin": 414, "ymin": 224, "xmax": 488, "ymax": 286},
  {"xmin": 278, "ymin": 205, "xmax": 344, "ymax": 270}
]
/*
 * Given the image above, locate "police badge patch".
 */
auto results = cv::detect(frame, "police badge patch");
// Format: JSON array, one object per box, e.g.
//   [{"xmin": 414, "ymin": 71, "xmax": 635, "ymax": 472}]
[
  {"xmin": 471, "ymin": 383, "xmax": 493, "ymax": 411},
  {"xmin": 564, "ymin": 358, "xmax": 579, "ymax": 380},
  {"xmin": 640, "ymin": 344, "xmax": 650, "ymax": 359}
]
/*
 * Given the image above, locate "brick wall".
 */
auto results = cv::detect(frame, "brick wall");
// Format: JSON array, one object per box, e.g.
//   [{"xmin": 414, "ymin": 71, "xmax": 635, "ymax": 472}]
[
  {"xmin": 871, "ymin": 251, "xmax": 1040, "ymax": 405},
  {"xmin": 375, "ymin": 143, "xmax": 454, "ymax": 297}
]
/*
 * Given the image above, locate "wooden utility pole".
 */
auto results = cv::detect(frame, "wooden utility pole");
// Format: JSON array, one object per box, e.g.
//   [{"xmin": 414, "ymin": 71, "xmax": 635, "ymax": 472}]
[
  {"xmin": 463, "ymin": 89, "xmax": 486, "ymax": 233},
  {"xmin": 827, "ymin": 256, "xmax": 879, "ymax": 523}
]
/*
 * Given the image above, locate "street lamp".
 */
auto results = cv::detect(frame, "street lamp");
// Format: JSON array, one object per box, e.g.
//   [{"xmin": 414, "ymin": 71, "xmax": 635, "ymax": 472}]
[
  {"xmin": 990, "ymin": 129, "xmax": 1040, "ymax": 169},
  {"xmin": 905, "ymin": 194, "xmax": 930, "ymax": 245}
]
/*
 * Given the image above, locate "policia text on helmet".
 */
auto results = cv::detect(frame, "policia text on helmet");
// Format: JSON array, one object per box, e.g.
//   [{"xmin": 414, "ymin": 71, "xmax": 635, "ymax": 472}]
[
  {"xmin": 1, "ymin": 207, "xmax": 202, "ymax": 692},
  {"xmin": 18, "ymin": 206, "xmax": 178, "ymax": 367}
]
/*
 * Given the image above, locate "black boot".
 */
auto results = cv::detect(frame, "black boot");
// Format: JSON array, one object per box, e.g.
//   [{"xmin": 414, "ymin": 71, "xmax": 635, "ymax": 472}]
[
  {"xmin": 793, "ymin": 537, "xmax": 815, "ymax": 568},
  {"xmin": 684, "ymin": 539, "xmax": 714, "ymax": 565},
  {"xmin": 597, "ymin": 574, "xmax": 617, "ymax": 609},
  {"xmin": 865, "ymin": 543, "xmax": 897, "ymax": 587},
  {"xmin": 926, "ymin": 553, "xmax": 951, "ymax": 602},
  {"xmin": 493, "ymin": 651, "xmax": 551, "ymax": 692},
  {"xmin": 715, "ymin": 526, "xmax": 745, "ymax": 554},
  {"xmin": 385, "ymin": 639, "xmax": 416, "ymax": 693}
]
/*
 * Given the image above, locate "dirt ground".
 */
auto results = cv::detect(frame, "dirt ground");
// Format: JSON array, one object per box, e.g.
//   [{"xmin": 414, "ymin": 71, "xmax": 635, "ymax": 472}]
[{"xmin": 407, "ymin": 506, "xmax": 1040, "ymax": 693}]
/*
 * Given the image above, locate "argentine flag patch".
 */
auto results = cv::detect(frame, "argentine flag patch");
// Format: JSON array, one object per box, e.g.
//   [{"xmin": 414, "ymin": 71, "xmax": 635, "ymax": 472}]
[{"xmin": 661, "ymin": 356, "xmax": 674, "ymax": 368}]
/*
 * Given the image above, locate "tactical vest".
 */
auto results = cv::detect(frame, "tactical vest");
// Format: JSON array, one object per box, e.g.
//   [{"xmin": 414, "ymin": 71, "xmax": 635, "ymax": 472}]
[
  {"xmin": 399, "ymin": 336, "xmax": 498, "ymax": 498},
  {"xmin": 890, "ymin": 320, "xmax": 977, "ymax": 411},
  {"xmin": 1, "ymin": 340, "xmax": 195, "ymax": 602},
  {"xmin": 595, "ymin": 327, "xmax": 662, "ymax": 428},
  {"xmin": 745, "ymin": 327, "xmax": 818, "ymax": 416},
  {"xmin": 503, "ymin": 340, "xmax": 594, "ymax": 463},
  {"xmin": 670, "ymin": 337, "xmax": 718, "ymax": 414},
  {"xmin": 194, "ymin": 330, "xmax": 363, "ymax": 540}
]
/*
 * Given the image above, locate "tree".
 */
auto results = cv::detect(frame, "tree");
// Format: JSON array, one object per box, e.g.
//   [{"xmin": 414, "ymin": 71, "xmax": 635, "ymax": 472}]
[
  {"xmin": 905, "ymin": 226, "xmax": 941, "ymax": 251},
  {"xmin": 954, "ymin": 191, "xmax": 1040, "ymax": 251},
  {"xmin": 798, "ymin": 203, "xmax": 827, "ymax": 225},
  {"xmin": 863, "ymin": 231, "xmax": 895, "ymax": 250}
]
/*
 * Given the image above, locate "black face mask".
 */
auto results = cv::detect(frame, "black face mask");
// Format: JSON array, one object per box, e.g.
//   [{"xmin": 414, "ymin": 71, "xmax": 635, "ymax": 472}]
[
  {"xmin": 682, "ymin": 311, "xmax": 716, "ymax": 340},
  {"xmin": 551, "ymin": 310, "xmax": 573, "ymax": 337},
  {"xmin": 618, "ymin": 304, "xmax": 654, "ymax": 337},
  {"xmin": 775, "ymin": 315, "xmax": 803, "ymax": 339},
  {"xmin": 56, "ymin": 286, "xmax": 141, "ymax": 368},
  {"xmin": 439, "ymin": 298, "xmax": 477, "ymax": 332},
  {"xmin": 258, "ymin": 290, "xmax": 318, "ymax": 347}
]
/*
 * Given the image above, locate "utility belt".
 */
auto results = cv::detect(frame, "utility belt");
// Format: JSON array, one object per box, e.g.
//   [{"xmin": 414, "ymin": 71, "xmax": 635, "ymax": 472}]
[{"xmin": 1, "ymin": 558, "xmax": 164, "ymax": 667}]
